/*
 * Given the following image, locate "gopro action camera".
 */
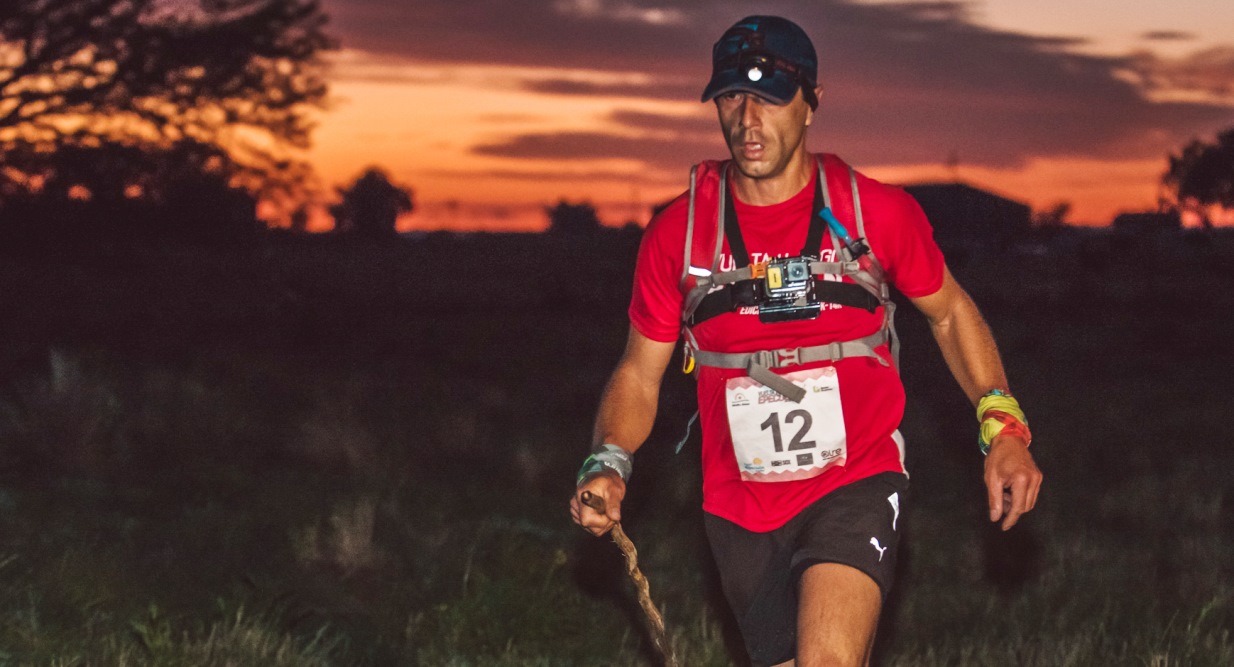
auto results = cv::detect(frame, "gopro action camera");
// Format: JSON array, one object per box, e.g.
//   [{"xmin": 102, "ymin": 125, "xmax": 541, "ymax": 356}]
[{"xmin": 757, "ymin": 256, "xmax": 821, "ymax": 323}]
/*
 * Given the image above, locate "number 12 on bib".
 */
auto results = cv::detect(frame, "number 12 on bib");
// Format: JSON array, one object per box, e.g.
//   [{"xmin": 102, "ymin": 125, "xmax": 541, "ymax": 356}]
[{"xmin": 725, "ymin": 366, "xmax": 847, "ymax": 482}]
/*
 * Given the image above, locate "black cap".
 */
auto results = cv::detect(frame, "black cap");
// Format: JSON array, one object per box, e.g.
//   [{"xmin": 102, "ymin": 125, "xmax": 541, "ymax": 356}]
[{"xmin": 701, "ymin": 16, "xmax": 818, "ymax": 108}]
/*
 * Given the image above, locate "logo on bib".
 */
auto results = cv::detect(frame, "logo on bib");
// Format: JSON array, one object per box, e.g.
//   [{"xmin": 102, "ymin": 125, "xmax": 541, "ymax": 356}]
[{"xmin": 757, "ymin": 389, "xmax": 789, "ymax": 405}]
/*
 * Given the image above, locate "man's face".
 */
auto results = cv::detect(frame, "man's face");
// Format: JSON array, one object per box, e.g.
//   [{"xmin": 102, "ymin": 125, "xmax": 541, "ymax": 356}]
[{"xmin": 715, "ymin": 88, "xmax": 814, "ymax": 182}]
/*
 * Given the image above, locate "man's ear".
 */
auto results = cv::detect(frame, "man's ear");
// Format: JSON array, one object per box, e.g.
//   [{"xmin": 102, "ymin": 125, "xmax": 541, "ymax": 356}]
[{"xmin": 805, "ymin": 84, "xmax": 823, "ymax": 125}]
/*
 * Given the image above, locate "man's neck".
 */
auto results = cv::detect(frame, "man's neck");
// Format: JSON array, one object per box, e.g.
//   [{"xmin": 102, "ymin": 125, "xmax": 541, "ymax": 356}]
[{"xmin": 730, "ymin": 151, "xmax": 815, "ymax": 206}]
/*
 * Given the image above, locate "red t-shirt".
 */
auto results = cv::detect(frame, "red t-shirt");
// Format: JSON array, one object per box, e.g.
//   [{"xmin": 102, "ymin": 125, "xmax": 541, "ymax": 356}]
[{"xmin": 629, "ymin": 154, "xmax": 945, "ymax": 532}]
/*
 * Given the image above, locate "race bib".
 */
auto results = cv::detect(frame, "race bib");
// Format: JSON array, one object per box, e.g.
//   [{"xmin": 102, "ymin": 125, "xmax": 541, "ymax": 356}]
[{"xmin": 725, "ymin": 366, "xmax": 846, "ymax": 482}]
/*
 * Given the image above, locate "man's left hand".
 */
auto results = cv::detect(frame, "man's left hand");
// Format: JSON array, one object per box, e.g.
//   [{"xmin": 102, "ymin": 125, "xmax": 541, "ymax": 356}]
[{"xmin": 983, "ymin": 435, "xmax": 1042, "ymax": 530}]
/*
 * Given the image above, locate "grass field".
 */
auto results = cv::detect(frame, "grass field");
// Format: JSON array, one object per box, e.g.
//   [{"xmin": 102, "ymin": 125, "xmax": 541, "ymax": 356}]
[{"xmin": 0, "ymin": 229, "xmax": 1231, "ymax": 665}]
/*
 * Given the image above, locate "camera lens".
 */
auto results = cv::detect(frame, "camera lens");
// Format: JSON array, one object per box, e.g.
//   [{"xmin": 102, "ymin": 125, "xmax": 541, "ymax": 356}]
[{"xmin": 788, "ymin": 263, "xmax": 807, "ymax": 280}]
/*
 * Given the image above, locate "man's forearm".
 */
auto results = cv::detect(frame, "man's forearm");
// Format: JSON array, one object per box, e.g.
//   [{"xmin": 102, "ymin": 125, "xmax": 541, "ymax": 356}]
[
  {"xmin": 591, "ymin": 361, "xmax": 661, "ymax": 453},
  {"xmin": 925, "ymin": 284, "xmax": 1010, "ymax": 406}
]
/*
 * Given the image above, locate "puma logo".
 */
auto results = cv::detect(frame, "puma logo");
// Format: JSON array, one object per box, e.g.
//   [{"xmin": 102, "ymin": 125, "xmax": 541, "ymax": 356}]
[{"xmin": 870, "ymin": 537, "xmax": 887, "ymax": 562}]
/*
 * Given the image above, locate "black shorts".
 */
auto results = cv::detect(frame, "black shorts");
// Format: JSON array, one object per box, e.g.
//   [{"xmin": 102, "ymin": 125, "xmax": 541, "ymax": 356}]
[{"xmin": 704, "ymin": 472, "xmax": 909, "ymax": 667}]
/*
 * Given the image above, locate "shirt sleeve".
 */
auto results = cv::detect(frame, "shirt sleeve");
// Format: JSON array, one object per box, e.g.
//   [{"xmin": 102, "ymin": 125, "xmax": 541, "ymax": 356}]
[
  {"xmin": 865, "ymin": 183, "xmax": 945, "ymax": 298},
  {"xmin": 628, "ymin": 195, "xmax": 689, "ymax": 343}
]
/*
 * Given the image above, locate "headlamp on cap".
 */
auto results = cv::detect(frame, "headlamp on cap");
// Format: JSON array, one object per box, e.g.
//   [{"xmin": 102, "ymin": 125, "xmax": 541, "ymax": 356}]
[
  {"xmin": 743, "ymin": 55, "xmax": 771, "ymax": 82},
  {"xmin": 719, "ymin": 52, "xmax": 804, "ymax": 84},
  {"xmin": 716, "ymin": 51, "xmax": 817, "ymax": 107}
]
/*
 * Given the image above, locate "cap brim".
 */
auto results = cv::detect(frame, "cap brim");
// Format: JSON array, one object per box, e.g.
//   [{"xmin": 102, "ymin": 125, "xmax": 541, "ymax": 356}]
[{"xmin": 701, "ymin": 68, "xmax": 799, "ymax": 105}]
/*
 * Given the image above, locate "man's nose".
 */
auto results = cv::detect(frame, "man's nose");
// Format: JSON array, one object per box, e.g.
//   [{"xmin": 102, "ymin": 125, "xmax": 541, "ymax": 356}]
[{"xmin": 739, "ymin": 96, "xmax": 761, "ymax": 128}]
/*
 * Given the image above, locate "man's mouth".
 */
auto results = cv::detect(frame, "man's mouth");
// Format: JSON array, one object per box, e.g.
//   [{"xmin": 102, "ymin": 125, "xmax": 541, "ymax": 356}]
[{"xmin": 739, "ymin": 141, "xmax": 765, "ymax": 160}]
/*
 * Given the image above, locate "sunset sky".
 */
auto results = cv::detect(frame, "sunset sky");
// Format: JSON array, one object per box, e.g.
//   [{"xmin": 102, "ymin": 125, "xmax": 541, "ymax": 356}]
[{"xmin": 305, "ymin": 0, "xmax": 1234, "ymax": 231}]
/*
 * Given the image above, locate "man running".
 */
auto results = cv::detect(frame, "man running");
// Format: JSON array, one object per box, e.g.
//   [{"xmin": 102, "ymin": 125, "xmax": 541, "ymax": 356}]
[{"xmin": 570, "ymin": 15, "xmax": 1042, "ymax": 667}]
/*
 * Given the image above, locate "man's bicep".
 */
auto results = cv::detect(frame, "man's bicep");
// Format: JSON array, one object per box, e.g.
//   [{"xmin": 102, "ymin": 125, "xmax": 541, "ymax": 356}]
[
  {"xmin": 907, "ymin": 265, "xmax": 966, "ymax": 325},
  {"xmin": 620, "ymin": 325, "xmax": 677, "ymax": 387}
]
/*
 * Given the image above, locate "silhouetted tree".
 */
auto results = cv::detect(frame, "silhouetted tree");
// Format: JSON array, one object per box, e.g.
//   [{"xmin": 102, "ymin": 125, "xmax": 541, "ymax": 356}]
[
  {"xmin": 289, "ymin": 206, "xmax": 310, "ymax": 233},
  {"xmin": 0, "ymin": 137, "xmax": 261, "ymax": 243},
  {"xmin": 1164, "ymin": 127, "xmax": 1234, "ymax": 229},
  {"xmin": 546, "ymin": 199, "xmax": 601, "ymax": 235},
  {"xmin": 3, "ymin": 138, "xmax": 233, "ymax": 203},
  {"xmin": 1032, "ymin": 201, "xmax": 1071, "ymax": 229},
  {"xmin": 0, "ymin": 0, "xmax": 334, "ymax": 206},
  {"xmin": 330, "ymin": 168, "xmax": 413, "ymax": 238}
]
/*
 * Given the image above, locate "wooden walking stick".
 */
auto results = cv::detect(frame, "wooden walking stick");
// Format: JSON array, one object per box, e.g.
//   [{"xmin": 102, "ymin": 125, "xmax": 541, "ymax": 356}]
[{"xmin": 580, "ymin": 491, "xmax": 678, "ymax": 667}]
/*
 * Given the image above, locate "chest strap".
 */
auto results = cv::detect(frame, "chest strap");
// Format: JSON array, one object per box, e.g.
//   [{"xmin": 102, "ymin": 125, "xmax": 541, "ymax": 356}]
[
  {"xmin": 689, "ymin": 279, "xmax": 880, "ymax": 327},
  {"xmin": 688, "ymin": 329, "xmax": 890, "ymax": 402}
]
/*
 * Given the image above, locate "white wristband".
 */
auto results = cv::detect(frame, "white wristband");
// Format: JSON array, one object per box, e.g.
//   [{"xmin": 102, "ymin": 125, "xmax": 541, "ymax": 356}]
[{"xmin": 576, "ymin": 444, "xmax": 633, "ymax": 484}]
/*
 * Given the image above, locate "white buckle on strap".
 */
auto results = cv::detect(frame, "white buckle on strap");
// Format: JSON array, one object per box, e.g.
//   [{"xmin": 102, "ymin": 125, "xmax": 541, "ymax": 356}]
[
  {"xmin": 775, "ymin": 348, "xmax": 801, "ymax": 367},
  {"xmin": 753, "ymin": 348, "xmax": 801, "ymax": 369}
]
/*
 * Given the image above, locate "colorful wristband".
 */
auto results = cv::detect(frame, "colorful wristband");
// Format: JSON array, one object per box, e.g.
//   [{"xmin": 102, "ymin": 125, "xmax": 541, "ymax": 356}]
[
  {"xmin": 576, "ymin": 444, "xmax": 633, "ymax": 485},
  {"xmin": 976, "ymin": 390, "xmax": 1031, "ymax": 455}
]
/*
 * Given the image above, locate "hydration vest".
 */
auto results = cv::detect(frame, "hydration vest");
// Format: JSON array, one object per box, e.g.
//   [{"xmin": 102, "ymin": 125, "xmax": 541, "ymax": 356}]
[{"xmin": 678, "ymin": 154, "xmax": 900, "ymax": 403}]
